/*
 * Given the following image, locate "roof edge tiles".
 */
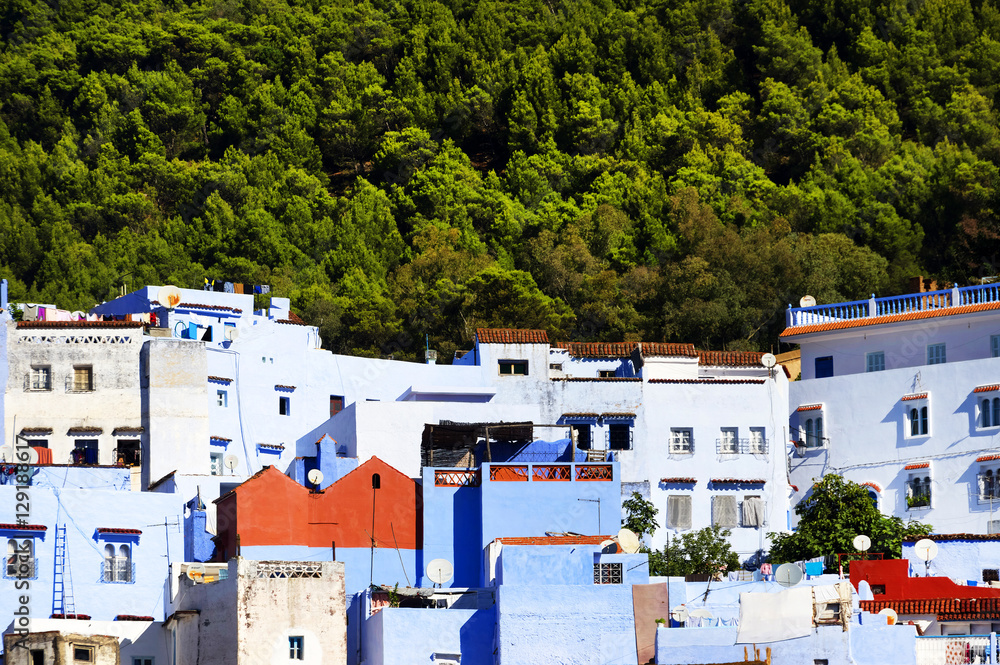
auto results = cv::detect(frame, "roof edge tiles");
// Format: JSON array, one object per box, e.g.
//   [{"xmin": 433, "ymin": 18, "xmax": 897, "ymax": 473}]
[
  {"xmin": 97, "ymin": 527, "xmax": 142, "ymax": 535},
  {"xmin": 647, "ymin": 379, "xmax": 766, "ymax": 385},
  {"xmin": 904, "ymin": 462, "xmax": 930, "ymax": 470},
  {"xmin": 977, "ymin": 454, "xmax": 1000, "ymax": 462},
  {"xmin": 696, "ymin": 350, "xmax": 765, "ymax": 367},
  {"xmin": 901, "ymin": 393, "xmax": 929, "ymax": 401},
  {"xmin": 860, "ymin": 481, "xmax": 883, "ymax": 492},
  {"xmin": 493, "ymin": 535, "xmax": 617, "ymax": 548},
  {"xmin": 0, "ymin": 523, "xmax": 47, "ymax": 531},
  {"xmin": 975, "ymin": 385, "xmax": 1000, "ymax": 394},
  {"xmin": 476, "ymin": 328, "xmax": 549, "ymax": 344},
  {"xmin": 903, "ymin": 533, "xmax": 1000, "ymax": 542},
  {"xmin": 660, "ymin": 477, "xmax": 697, "ymax": 484},
  {"xmin": 16, "ymin": 320, "xmax": 144, "ymax": 330},
  {"xmin": 641, "ymin": 342, "xmax": 699, "ymax": 358},
  {"xmin": 796, "ymin": 404, "xmax": 823, "ymax": 412},
  {"xmin": 781, "ymin": 299, "xmax": 1000, "ymax": 337},
  {"xmin": 710, "ymin": 478, "xmax": 766, "ymax": 485},
  {"xmin": 208, "ymin": 376, "xmax": 233, "ymax": 384}
]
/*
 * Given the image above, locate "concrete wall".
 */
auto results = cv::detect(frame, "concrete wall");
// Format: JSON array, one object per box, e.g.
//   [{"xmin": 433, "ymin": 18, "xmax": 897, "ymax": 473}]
[
  {"xmin": 0, "ymin": 465, "xmax": 131, "ymax": 490},
  {"xmin": 364, "ymin": 607, "xmax": 495, "ymax": 665},
  {"xmin": 902, "ymin": 538, "xmax": 1000, "ymax": 585},
  {"xmin": 6, "ymin": 618, "xmax": 168, "ymax": 664},
  {"xmin": 497, "ymin": 545, "xmax": 649, "ymax": 586},
  {"xmin": 497, "ymin": 584, "xmax": 638, "ymax": 665}
]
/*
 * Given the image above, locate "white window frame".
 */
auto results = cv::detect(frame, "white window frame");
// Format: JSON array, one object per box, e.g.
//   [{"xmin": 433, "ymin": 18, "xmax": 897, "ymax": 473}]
[
  {"xmin": 279, "ymin": 396, "xmax": 291, "ymax": 416},
  {"xmin": 905, "ymin": 399, "xmax": 930, "ymax": 438},
  {"xmin": 992, "ymin": 335, "xmax": 1000, "ymax": 358},
  {"xmin": 979, "ymin": 465, "xmax": 1000, "ymax": 504},
  {"xmin": 906, "ymin": 472, "xmax": 932, "ymax": 510},
  {"xmin": 210, "ymin": 452, "xmax": 224, "ymax": 476},
  {"xmin": 927, "ymin": 343, "xmax": 946, "ymax": 365},
  {"xmin": 980, "ymin": 396, "xmax": 1000, "ymax": 430},
  {"xmin": 719, "ymin": 428, "xmax": 738, "ymax": 454},
  {"xmin": 866, "ymin": 351, "xmax": 885, "ymax": 373},
  {"xmin": 101, "ymin": 543, "xmax": 133, "ymax": 583},
  {"xmin": 132, "ymin": 658, "xmax": 154, "ymax": 665},
  {"xmin": 217, "ymin": 390, "xmax": 228, "ymax": 407},
  {"xmin": 749, "ymin": 427, "xmax": 766, "ymax": 454},
  {"xmin": 288, "ymin": 636, "xmax": 305, "ymax": 660},
  {"xmin": 593, "ymin": 562, "xmax": 623, "ymax": 585},
  {"xmin": 30, "ymin": 365, "xmax": 51, "ymax": 390},
  {"xmin": 72, "ymin": 365, "xmax": 94, "ymax": 392},
  {"xmin": 711, "ymin": 495, "xmax": 739, "ymax": 528},
  {"xmin": 5, "ymin": 537, "xmax": 37, "ymax": 579},
  {"xmin": 498, "ymin": 360, "xmax": 528, "ymax": 376},
  {"xmin": 669, "ymin": 428, "xmax": 693, "ymax": 454},
  {"xmin": 802, "ymin": 415, "xmax": 825, "ymax": 448}
]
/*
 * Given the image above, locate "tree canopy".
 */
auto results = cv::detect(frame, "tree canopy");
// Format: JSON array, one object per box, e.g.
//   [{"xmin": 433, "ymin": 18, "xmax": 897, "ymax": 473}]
[{"xmin": 1, "ymin": 0, "xmax": 998, "ymax": 356}]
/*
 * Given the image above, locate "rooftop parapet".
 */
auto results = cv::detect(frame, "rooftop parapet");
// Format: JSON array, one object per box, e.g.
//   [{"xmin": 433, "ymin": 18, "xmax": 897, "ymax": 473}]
[{"xmin": 782, "ymin": 282, "xmax": 1000, "ymax": 336}]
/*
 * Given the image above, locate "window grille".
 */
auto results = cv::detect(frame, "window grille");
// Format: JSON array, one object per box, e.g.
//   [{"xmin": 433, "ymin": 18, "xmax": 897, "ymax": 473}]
[
  {"xmin": 670, "ymin": 429, "xmax": 693, "ymax": 454},
  {"xmin": 593, "ymin": 562, "xmax": 623, "ymax": 584}
]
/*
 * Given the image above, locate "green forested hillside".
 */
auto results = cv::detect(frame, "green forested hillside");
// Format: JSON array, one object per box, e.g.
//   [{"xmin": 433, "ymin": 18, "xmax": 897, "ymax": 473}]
[{"xmin": 1, "ymin": 0, "xmax": 997, "ymax": 359}]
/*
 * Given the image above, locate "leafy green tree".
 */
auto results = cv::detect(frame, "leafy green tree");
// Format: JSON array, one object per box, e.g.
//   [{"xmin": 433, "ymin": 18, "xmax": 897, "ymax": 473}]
[
  {"xmin": 768, "ymin": 474, "xmax": 932, "ymax": 569},
  {"xmin": 622, "ymin": 491, "xmax": 659, "ymax": 540},
  {"xmin": 648, "ymin": 525, "xmax": 742, "ymax": 577}
]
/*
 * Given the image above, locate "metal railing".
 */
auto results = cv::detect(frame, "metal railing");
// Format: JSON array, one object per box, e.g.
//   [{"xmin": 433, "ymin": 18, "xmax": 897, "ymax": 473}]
[
  {"xmin": 101, "ymin": 559, "xmax": 134, "ymax": 584},
  {"xmin": 787, "ymin": 283, "xmax": 1000, "ymax": 329},
  {"xmin": 915, "ymin": 635, "xmax": 991, "ymax": 665},
  {"xmin": 483, "ymin": 463, "xmax": 614, "ymax": 482},
  {"xmin": 434, "ymin": 469, "xmax": 481, "ymax": 487},
  {"xmin": 715, "ymin": 438, "xmax": 769, "ymax": 455}
]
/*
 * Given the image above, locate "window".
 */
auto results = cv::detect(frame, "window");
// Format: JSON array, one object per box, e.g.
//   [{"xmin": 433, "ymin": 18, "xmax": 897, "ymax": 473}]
[
  {"xmin": 927, "ymin": 343, "xmax": 946, "ymax": 365},
  {"xmin": 210, "ymin": 452, "xmax": 223, "ymax": 476},
  {"xmin": 279, "ymin": 396, "xmax": 290, "ymax": 416},
  {"xmin": 866, "ymin": 352, "xmax": 885, "ymax": 373},
  {"xmin": 330, "ymin": 395, "xmax": 344, "ymax": 417},
  {"xmin": 288, "ymin": 636, "xmax": 304, "ymax": 660},
  {"xmin": 498, "ymin": 360, "xmax": 528, "ymax": 376},
  {"xmin": 803, "ymin": 417, "xmax": 824, "ymax": 448},
  {"xmin": 712, "ymin": 495, "xmax": 738, "ymax": 528},
  {"xmin": 815, "ymin": 356, "xmax": 834, "ymax": 378},
  {"xmin": 598, "ymin": 370, "xmax": 616, "ymax": 378},
  {"xmin": 593, "ymin": 562, "xmax": 623, "ymax": 584},
  {"xmin": 5, "ymin": 538, "xmax": 35, "ymax": 579},
  {"xmin": 572, "ymin": 424, "xmax": 591, "ymax": 450},
  {"xmin": 906, "ymin": 475, "xmax": 931, "ymax": 509},
  {"xmin": 719, "ymin": 428, "xmax": 738, "ymax": 454},
  {"xmin": 116, "ymin": 440, "xmax": 141, "ymax": 467},
  {"xmin": 868, "ymin": 489, "xmax": 879, "ymax": 510},
  {"xmin": 102, "ymin": 543, "xmax": 132, "ymax": 583},
  {"xmin": 669, "ymin": 428, "xmax": 693, "ymax": 454},
  {"xmin": 74, "ymin": 646, "xmax": 94, "ymax": 662},
  {"xmin": 549, "ymin": 363, "xmax": 563, "ymax": 371},
  {"xmin": 73, "ymin": 366, "xmax": 94, "ymax": 391},
  {"xmin": 983, "ymin": 569, "xmax": 999, "ymax": 583},
  {"xmin": 666, "ymin": 495, "xmax": 692, "ymax": 529},
  {"xmin": 607, "ymin": 424, "xmax": 632, "ymax": 450},
  {"xmin": 30, "ymin": 365, "xmax": 51, "ymax": 390},
  {"xmin": 981, "ymin": 398, "xmax": 1000, "ymax": 429},
  {"xmin": 749, "ymin": 427, "xmax": 766, "ymax": 454},
  {"xmin": 993, "ymin": 335, "xmax": 1000, "ymax": 358},
  {"xmin": 742, "ymin": 495, "xmax": 764, "ymax": 527},
  {"xmin": 133, "ymin": 659, "xmax": 154, "ymax": 665},
  {"xmin": 908, "ymin": 406, "xmax": 929, "ymax": 436},
  {"xmin": 980, "ymin": 468, "xmax": 1000, "ymax": 503},
  {"xmin": 217, "ymin": 390, "xmax": 228, "ymax": 407},
  {"xmin": 31, "ymin": 650, "xmax": 44, "ymax": 665},
  {"xmin": 72, "ymin": 440, "xmax": 98, "ymax": 465}
]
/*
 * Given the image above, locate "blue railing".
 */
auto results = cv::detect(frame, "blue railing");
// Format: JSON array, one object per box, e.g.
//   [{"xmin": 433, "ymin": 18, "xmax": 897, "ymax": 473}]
[{"xmin": 786, "ymin": 282, "xmax": 1000, "ymax": 329}]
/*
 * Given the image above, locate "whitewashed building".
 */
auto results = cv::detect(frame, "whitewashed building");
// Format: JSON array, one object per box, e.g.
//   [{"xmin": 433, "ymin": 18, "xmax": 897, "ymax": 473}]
[{"xmin": 784, "ymin": 282, "xmax": 1000, "ymax": 533}]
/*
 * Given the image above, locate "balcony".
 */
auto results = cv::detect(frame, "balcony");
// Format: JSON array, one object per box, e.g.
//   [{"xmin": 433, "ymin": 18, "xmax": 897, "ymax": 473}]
[
  {"xmin": 433, "ymin": 462, "xmax": 614, "ymax": 486},
  {"xmin": 786, "ymin": 282, "xmax": 1000, "ymax": 329}
]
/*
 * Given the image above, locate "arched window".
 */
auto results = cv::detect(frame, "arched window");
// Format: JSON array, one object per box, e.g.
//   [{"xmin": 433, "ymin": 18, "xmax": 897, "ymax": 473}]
[
  {"xmin": 920, "ymin": 407, "xmax": 928, "ymax": 434},
  {"xmin": 868, "ymin": 489, "xmax": 878, "ymax": 510},
  {"xmin": 816, "ymin": 417, "xmax": 823, "ymax": 445},
  {"xmin": 993, "ymin": 398, "xmax": 1000, "ymax": 428},
  {"xmin": 985, "ymin": 470, "xmax": 996, "ymax": 500},
  {"xmin": 805, "ymin": 419, "xmax": 814, "ymax": 447},
  {"xmin": 910, "ymin": 408, "xmax": 919, "ymax": 436},
  {"xmin": 985, "ymin": 399, "xmax": 994, "ymax": 428},
  {"xmin": 104, "ymin": 544, "xmax": 115, "ymax": 582},
  {"xmin": 119, "ymin": 545, "xmax": 131, "ymax": 582}
]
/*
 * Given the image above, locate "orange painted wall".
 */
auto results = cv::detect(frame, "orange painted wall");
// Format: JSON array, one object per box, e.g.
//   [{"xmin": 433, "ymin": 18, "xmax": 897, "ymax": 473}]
[{"xmin": 218, "ymin": 457, "xmax": 420, "ymax": 556}]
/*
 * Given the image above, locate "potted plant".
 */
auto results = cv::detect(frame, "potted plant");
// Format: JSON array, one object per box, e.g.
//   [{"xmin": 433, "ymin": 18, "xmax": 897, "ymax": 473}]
[{"xmin": 655, "ymin": 618, "xmax": 667, "ymax": 630}]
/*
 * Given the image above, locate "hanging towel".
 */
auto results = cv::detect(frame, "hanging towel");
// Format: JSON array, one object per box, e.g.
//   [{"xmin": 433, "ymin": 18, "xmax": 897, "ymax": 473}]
[
  {"xmin": 813, "ymin": 584, "xmax": 840, "ymax": 603},
  {"xmin": 805, "ymin": 561, "xmax": 824, "ymax": 576},
  {"xmin": 260, "ymin": 284, "xmax": 270, "ymax": 294},
  {"xmin": 737, "ymin": 587, "xmax": 813, "ymax": 643},
  {"xmin": 32, "ymin": 447, "xmax": 53, "ymax": 465},
  {"xmin": 742, "ymin": 497, "xmax": 764, "ymax": 527},
  {"xmin": 760, "ymin": 563, "xmax": 772, "ymax": 575},
  {"xmin": 224, "ymin": 281, "xmax": 234, "ymax": 293},
  {"xmin": 234, "ymin": 283, "xmax": 244, "ymax": 294},
  {"xmin": 188, "ymin": 322, "xmax": 198, "ymax": 339}
]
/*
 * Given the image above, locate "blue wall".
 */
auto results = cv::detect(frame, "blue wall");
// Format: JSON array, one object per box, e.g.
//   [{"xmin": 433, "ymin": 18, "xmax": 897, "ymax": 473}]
[
  {"xmin": 365, "ymin": 607, "xmax": 495, "ymax": 665},
  {"xmin": 0, "ymin": 485, "xmax": 183, "ymax": 628},
  {"xmin": 0, "ymin": 466, "xmax": 132, "ymax": 490},
  {"xmin": 420, "ymin": 471, "xmax": 483, "ymax": 588},
  {"xmin": 498, "ymin": 545, "xmax": 649, "ymax": 586},
  {"xmin": 497, "ymin": 584, "xmax": 638, "ymax": 665}
]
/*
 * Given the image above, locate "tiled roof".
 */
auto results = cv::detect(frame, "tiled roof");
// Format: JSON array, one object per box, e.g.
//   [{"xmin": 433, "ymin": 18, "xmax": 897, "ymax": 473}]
[
  {"xmin": 641, "ymin": 343, "xmax": 698, "ymax": 357},
  {"xmin": 276, "ymin": 318, "xmax": 311, "ymax": 326},
  {"xmin": 660, "ymin": 477, "xmax": 697, "ymax": 484},
  {"xmin": 552, "ymin": 377, "xmax": 642, "ymax": 382},
  {"xmin": 50, "ymin": 613, "xmax": 91, "ymax": 620},
  {"xmin": 904, "ymin": 533, "xmax": 1000, "ymax": 542},
  {"xmin": 647, "ymin": 379, "xmax": 766, "ymax": 385},
  {"xmin": 257, "ymin": 443, "xmax": 285, "ymax": 451},
  {"xmin": 112, "ymin": 426, "xmax": 144, "ymax": 435},
  {"xmin": 208, "ymin": 376, "xmax": 232, "ymax": 384},
  {"xmin": 116, "ymin": 615, "xmax": 155, "ymax": 621},
  {"xmin": 274, "ymin": 384, "xmax": 296, "ymax": 391},
  {"xmin": 170, "ymin": 302, "xmax": 243, "ymax": 313},
  {"xmin": 0, "ymin": 523, "xmax": 47, "ymax": 531},
  {"xmin": 711, "ymin": 478, "xmax": 766, "ymax": 485},
  {"xmin": 861, "ymin": 598, "xmax": 1000, "ymax": 621},
  {"xmin": 17, "ymin": 320, "xmax": 143, "ymax": 329},
  {"xmin": 68, "ymin": 427, "xmax": 103, "ymax": 434},
  {"xmin": 285, "ymin": 311, "xmax": 305, "ymax": 324},
  {"xmin": 97, "ymin": 527, "xmax": 142, "ymax": 535},
  {"xmin": 562, "ymin": 412, "xmax": 600, "ymax": 418},
  {"xmin": 494, "ymin": 535, "xmax": 617, "ymax": 549},
  {"xmin": 975, "ymin": 385, "xmax": 1000, "ymax": 393},
  {"xmin": 901, "ymin": 393, "xmax": 928, "ymax": 401},
  {"xmin": 602, "ymin": 412, "xmax": 636, "ymax": 418},
  {"xmin": 905, "ymin": 462, "xmax": 930, "ymax": 470},
  {"xmin": 979, "ymin": 454, "xmax": 1000, "ymax": 462},
  {"xmin": 861, "ymin": 481, "xmax": 883, "ymax": 492},
  {"xmin": 210, "ymin": 435, "xmax": 232, "ymax": 443},
  {"xmin": 797, "ymin": 404, "xmax": 823, "ymax": 412},
  {"xmin": 781, "ymin": 300, "xmax": 1000, "ymax": 337},
  {"xmin": 476, "ymin": 328, "xmax": 549, "ymax": 344},
  {"xmin": 697, "ymin": 350, "xmax": 765, "ymax": 367},
  {"xmin": 20, "ymin": 427, "xmax": 53, "ymax": 435},
  {"xmin": 553, "ymin": 341, "xmax": 637, "ymax": 358}
]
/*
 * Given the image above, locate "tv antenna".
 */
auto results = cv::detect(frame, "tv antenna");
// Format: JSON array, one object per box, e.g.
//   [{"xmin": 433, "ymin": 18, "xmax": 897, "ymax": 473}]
[{"xmin": 426, "ymin": 558, "xmax": 454, "ymax": 587}]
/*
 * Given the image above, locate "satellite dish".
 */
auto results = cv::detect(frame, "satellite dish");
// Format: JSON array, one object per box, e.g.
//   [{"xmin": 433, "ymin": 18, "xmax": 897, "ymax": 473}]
[
  {"xmin": 158, "ymin": 285, "xmax": 182, "ymax": 310},
  {"xmin": 600, "ymin": 539, "xmax": 618, "ymax": 554},
  {"xmin": 426, "ymin": 558, "xmax": 454, "ymax": 585},
  {"xmin": 225, "ymin": 327, "xmax": 239, "ymax": 341},
  {"xmin": 670, "ymin": 604, "xmax": 689, "ymax": 623},
  {"xmin": 853, "ymin": 535, "xmax": 872, "ymax": 552},
  {"xmin": 617, "ymin": 528, "xmax": 641, "ymax": 554},
  {"xmin": 913, "ymin": 539, "xmax": 938, "ymax": 562},
  {"xmin": 186, "ymin": 562, "xmax": 206, "ymax": 581},
  {"xmin": 800, "ymin": 295, "xmax": 817, "ymax": 308},
  {"xmin": 23, "ymin": 447, "xmax": 39, "ymax": 465},
  {"xmin": 760, "ymin": 353, "xmax": 777, "ymax": 369},
  {"xmin": 775, "ymin": 563, "xmax": 803, "ymax": 587},
  {"xmin": 0, "ymin": 446, "xmax": 13, "ymax": 463},
  {"xmin": 688, "ymin": 608, "xmax": 714, "ymax": 619},
  {"xmin": 307, "ymin": 469, "xmax": 324, "ymax": 486},
  {"xmin": 223, "ymin": 454, "xmax": 239, "ymax": 471},
  {"xmin": 878, "ymin": 607, "xmax": 898, "ymax": 625}
]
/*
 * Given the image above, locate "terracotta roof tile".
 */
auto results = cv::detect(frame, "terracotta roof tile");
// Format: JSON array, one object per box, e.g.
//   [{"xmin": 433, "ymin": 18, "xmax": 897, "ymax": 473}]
[
  {"xmin": 17, "ymin": 320, "xmax": 143, "ymax": 329},
  {"xmin": 975, "ymin": 385, "xmax": 1000, "ymax": 394},
  {"xmin": 0, "ymin": 523, "xmax": 47, "ymax": 531},
  {"xmin": 68, "ymin": 427, "xmax": 103, "ymax": 434},
  {"xmin": 210, "ymin": 435, "xmax": 232, "ymax": 443},
  {"xmin": 493, "ymin": 535, "xmax": 616, "ymax": 548},
  {"xmin": 905, "ymin": 462, "xmax": 930, "ymax": 470},
  {"xmin": 208, "ymin": 376, "xmax": 232, "ymax": 384},
  {"xmin": 20, "ymin": 427, "xmax": 53, "ymax": 435},
  {"xmin": 647, "ymin": 379, "xmax": 766, "ymax": 385},
  {"xmin": 553, "ymin": 341, "xmax": 637, "ymax": 358},
  {"xmin": 112, "ymin": 426, "xmax": 144, "ymax": 435},
  {"xmin": 862, "ymin": 598, "xmax": 1000, "ymax": 621},
  {"xmin": 476, "ymin": 328, "xmax": 549, "ymax": 344},
  {"xmin": 552, "ymin": 377, "xmax": 642, "ymax": 382},
  {"xmin": 640, "ymin": 343, "xmax": 698, "ymax": 357},
  {"xmin": 901, "ymin": 393, "xmax": 928, "ymax": 401},
  {"xmin": 697, "ymin": 350, "xmax": 765, "ymax": 367},
  {"xmin": 781, "ymin": 300, "xmax": 1000, "ymax": 337},
  {"xmin": 276, "ymin": 318, "xmax": 311, "ymax": 326},
  {"xmin": 978, "ymin": 454, "xmax": 1000, "ymax": 462},
  {"xmin": 660, "ymin": 477, "xmax": 697, "ymax": 484},
  {"xmin": 97, "ymin": 527, "xmax": 142, "ymax": 535},
  {"xmin": 116, "ymin": 615, "xmax": 155, "ymax": 621},
  {"xmin": 710, "ymin": 478, "xmax": 766, "ymax": 485},
  {"xmin": 274, "ymin": 384, "xmax": 296, "ymax": 391},
  {"xmin": 861, "ymin": 481, "xmax": 882, "ymax": 492},
  {"xmin": 50, "ymin": 613, "xmax": 90, "ymax": 620},
  {"xmin": 797, "ymin": 404, "xmax": 823, "ymax": 412},
  {"xmin": 160, "ymin": 301, "xmax": 243, "ymax": 313}
]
